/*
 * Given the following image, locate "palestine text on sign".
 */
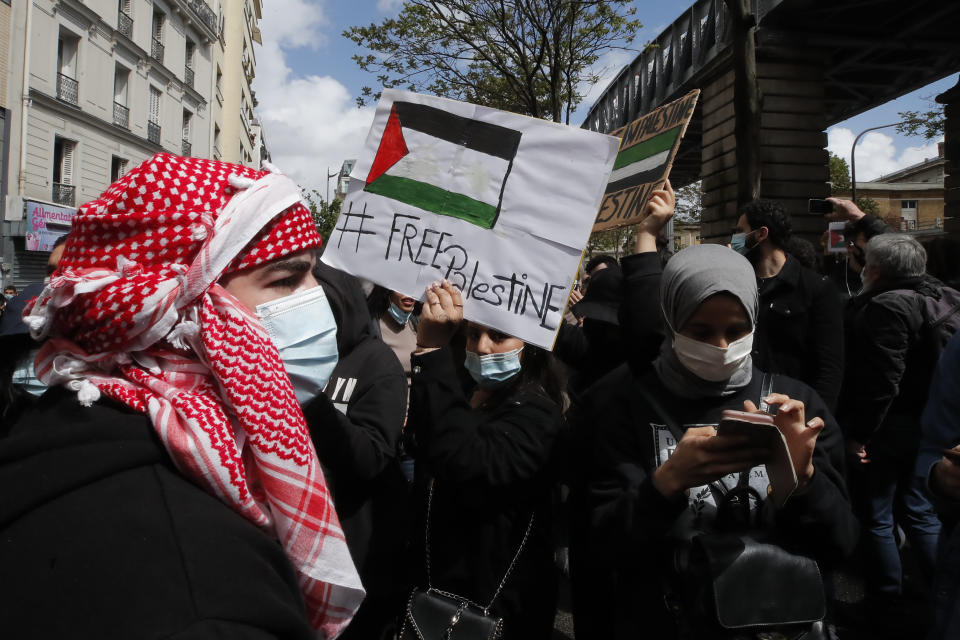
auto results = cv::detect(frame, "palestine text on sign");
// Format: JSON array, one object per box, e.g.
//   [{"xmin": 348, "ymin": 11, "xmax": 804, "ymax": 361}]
[
  {"xmin": 593, "ymin": 90, "xmax": 699, "ymax": 232},
  {"xmin": 364, "ymin": 101, "xmax": 522, "ymax": 230}
]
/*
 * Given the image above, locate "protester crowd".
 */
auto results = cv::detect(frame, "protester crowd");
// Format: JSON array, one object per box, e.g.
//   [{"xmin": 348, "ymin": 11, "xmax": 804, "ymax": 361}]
[{"xmin": 1, "ymin": 153, "xmax": 959, "ymax": 640}]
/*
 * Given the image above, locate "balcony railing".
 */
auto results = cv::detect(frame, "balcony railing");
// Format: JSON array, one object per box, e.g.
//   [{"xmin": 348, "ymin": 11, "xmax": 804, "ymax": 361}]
[
  {"xmin": 184, "ymin": 66, "xmax": 194, "ymax": 88},
  {"xmin": 151, "ymin": 38, "xmax": 164, "ymax": 63},
  {"xmin": 56, "ymin": 73, "xmax": 78, "ymax": 105},
  {"xmin": 52, "ymin": 183, "xmax": 76, "ymax": 207},
  {"xmin": 118, "ymin": 11, "xmax": 133, "ymax": 38},
  {"xmin": 181, "ymin": 140, "xmax": 192, "ymax": 156},
  {"xmin": 147, "ymin": 120, "xmax": 161, "ymax": 145},
  {"xmin": 183, "ymin": 0, "xmax": 218, "ymax": 37},
  {"xmin": 113, "ymin": 102, "xmax": 129, "ymax": 129}
]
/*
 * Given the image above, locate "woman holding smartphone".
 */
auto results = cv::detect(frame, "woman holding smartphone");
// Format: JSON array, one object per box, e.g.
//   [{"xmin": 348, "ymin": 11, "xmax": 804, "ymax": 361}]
[
  {"xmin": 573, "ymin": 242, "xmax": 859, "ymax": 639},
  {"xmin": 402, "ymin": 280, "xmax": 564, "ymax": 639}
]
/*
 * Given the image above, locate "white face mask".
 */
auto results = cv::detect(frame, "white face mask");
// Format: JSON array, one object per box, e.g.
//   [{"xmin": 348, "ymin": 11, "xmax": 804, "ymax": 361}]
[
  {"xmin": 256, "ymin": 286, "xmax": 339, "ymax": 404},
  {"xmin": 673, "ymin": 331, "xmax": 754, "ymax": 382}
]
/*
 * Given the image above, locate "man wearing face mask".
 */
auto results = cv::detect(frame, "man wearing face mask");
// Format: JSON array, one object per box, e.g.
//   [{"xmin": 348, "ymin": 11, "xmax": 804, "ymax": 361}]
[
  {"xmin": 732, "ymin": 199, "xmax": 844, "ymax": 412},
  {"xmin": 0, "ymin": 154, "xmax": 363, "ymax": 638},
  {"xmin": 838, "ymin": 234, "xmax": 948, "ymax": 631}
]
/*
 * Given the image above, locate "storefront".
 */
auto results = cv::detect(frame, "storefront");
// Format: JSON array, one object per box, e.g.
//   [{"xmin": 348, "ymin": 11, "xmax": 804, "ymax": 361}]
[{"xmin": 0, "ymin": 200, "xmax": 76, "ymax": 288}]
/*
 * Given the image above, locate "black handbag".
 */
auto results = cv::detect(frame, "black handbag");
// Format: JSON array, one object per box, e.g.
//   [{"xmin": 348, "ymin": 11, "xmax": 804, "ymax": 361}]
[
  {"xmin": 399, "ymin": 482, "xmax": 534, "ymax": 640},
  {"xmin": 636, "ymin": 376, "xmax": 827, "ymax": 640}
]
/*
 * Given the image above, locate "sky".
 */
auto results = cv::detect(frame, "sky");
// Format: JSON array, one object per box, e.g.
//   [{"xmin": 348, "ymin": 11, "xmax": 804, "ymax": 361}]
[{"xmin": 253, "ymin": 0, "xmax": 954, "ymax": 195}]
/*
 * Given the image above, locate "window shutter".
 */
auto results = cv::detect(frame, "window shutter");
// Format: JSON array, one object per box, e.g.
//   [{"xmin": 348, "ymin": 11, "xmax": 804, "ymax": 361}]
[
  {"xmin": 182, "ymin": 112, "xmax": 191, "ymax": 140},
  {"xmin": 149, "ymin": 87, "xmax": 160, "ymax": 122},
  {"xmin": 61, "ymin": 143, "xmax": 74, "ymax": 185}
]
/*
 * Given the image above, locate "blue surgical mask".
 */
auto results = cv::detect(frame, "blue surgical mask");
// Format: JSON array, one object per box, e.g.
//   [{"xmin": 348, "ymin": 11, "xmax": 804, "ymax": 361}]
[
  {"xmin": 257, "ymin": 286, "xmax": 339, "ymax": 404},
  {"xmin": 464, "ymin": 347, "xmax": 523, "ymax": 389},
  {"xmin": 12, "ymin": 351, "xmax": 46, "ymax": 397},
  {"xmin": 386, "ymin": 301, "xmax": 412, "ymax": 326},
  {"xmin": 3, "ymin": 293, "xmax": 12, "ymax": 301},
  {"xmin": 730, "ymin": 230, "xmax": 758, "ymax": 256}
]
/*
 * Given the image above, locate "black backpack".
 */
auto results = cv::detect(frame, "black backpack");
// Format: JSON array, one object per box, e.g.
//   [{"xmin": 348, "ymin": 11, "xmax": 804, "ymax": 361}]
[{"xmin": 918, "ymin": 285, "xmax": 960, "ymax": 360}]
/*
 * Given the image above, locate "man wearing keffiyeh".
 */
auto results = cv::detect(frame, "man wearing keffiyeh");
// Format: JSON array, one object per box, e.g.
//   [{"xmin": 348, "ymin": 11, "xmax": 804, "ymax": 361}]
[{"xmin": 0, "ymin": 153, "xmax": 364, "ymax": 639}]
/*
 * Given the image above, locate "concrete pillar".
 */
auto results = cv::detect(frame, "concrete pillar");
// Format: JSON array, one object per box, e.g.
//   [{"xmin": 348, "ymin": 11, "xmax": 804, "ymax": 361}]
[
  {"xmin": 938, "ymin": 77, "xmax": 960, "ymax": 236},
  {"xmin": 700, "ymin": 55, "xmax": 829, "ymax": 242}
]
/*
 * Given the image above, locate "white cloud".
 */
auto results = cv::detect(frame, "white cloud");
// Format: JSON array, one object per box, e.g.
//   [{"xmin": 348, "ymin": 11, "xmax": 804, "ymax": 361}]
[
  {"xmin": 259, "ymin": 0, "xmax": 327, "ymax": 49},
  {"xmin": 827, "ymin": 126, "xmax": 943, "ymax": 182},
  {"xmin": 254, "ymin": 2, "xmax": 374, "ymax": 194}
]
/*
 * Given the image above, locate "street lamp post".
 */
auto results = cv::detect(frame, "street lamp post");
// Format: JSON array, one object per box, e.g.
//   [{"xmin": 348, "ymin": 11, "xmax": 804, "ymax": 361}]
[
  {"xmin": 325, "ymin": 166, "xmax": 339, "ymax": 205},
  {"xmin": 850, "ymin": 120, "xmax": 918, "ymax": 202}
]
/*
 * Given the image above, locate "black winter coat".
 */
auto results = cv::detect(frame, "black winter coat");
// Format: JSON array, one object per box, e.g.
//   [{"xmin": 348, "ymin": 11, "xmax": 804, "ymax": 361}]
[
  {"xmin": 839, "ymin": 275, "xmax": 944, "ymax": 451},
  {"xmin": 575, "ymin": 365, "xmax": 858, "ymax": 639},
  {"xmin": 406, "ymin": 347, "xmax": 561, "ymax": 640},
  {"xmin": 305, "ymin": 263, "xmax": 409, "ymax": 639},
  {"xmin": 754, "ymin": 255, "xmax": 845, "ymax": 412},
  {"xmin": 0, "ymin": 387, "xmax": 315, "ymax": 639}
]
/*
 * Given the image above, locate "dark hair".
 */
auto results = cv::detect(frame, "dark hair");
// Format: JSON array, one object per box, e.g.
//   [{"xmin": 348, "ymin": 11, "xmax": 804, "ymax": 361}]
[
  {"xmin": 844, "ymin": 214, "xmax": 891, "ymax": 242},
  {"xmin": 785, "ymin": 236, "xmax": 819, "ymax": 271},
  {"xmin": 488, "ymin": 343, "xmax": 565, "ymax": 409},
  {"xmin": 52, "ymin": 233, "xmax": 70, "ymax": 250},
  {"xmin": 585, "ymin": 254, "xmax": 619, "ymax": 275},
  {"xmin": 741, "ymin": 199, "xmax": 792, "ymax": 249},
  {"xmin": 366, "ymin": 285, "xmax": 422, "ymax": 321}
]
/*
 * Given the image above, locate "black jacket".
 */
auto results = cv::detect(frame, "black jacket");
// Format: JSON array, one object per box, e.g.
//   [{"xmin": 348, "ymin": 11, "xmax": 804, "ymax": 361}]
[
  {"xmin": 575, "ymin": 365, "xmax": 858, "ymax": 639},
  {"xmin": 839, "ymin": 275, "xmax": 943, "ymax": 449},
  {"xmin": 304, "ymin": 263, "xmax": 408, "ymax": 638},
  {"xmin": 406, "ymin": 348, "xmax": 561, "ymax": 640},
  {"xmin": 0, "ymin": 387, "xmax": 314, "ymax": 639},
  {"xmin": 754, "ymin": 255, "xmax": 845, "ymax": 411}
]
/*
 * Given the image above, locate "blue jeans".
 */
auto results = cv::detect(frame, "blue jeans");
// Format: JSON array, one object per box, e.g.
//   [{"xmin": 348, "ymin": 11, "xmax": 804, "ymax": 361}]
[{"xmin": 852, "ymin": 451, "xmax": 941, "ymax": 596}]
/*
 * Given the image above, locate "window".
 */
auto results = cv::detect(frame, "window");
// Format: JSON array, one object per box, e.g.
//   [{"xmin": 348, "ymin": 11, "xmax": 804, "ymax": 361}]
[
  {"xmin": 152, "ymin": 9, "xmax": 164, "ymax": 41},
  {"xmin": 57, "ymin": 33, "xmax": 80, "ymax": 104},
  {"xmin": 149, "ymin": 86, "xmax": 161, "ymax": 123},
  {"xmin": 185, "ymin": 41, "xmax": 195, "ymax": 70},
  {"xmin": 112, "ymin": 66, "xmax": 130, "ymax": 128},
  {"xmin": 148, "ymin": 86, "xmax": 162, "ymax": 144},
  {"xmin": 213, "ymin": 124, "xmax": 221, "ymax": 158},
  {"xmin": 118, "ymin": 0, "xmax": 133, "ymax": 37},
  {"xmin": 901, "ymin": 199, "xmax": 918, "ymax": 221},
  {"xmin": 151, "ymin": 10, "xmax": 165, "ymax": 62},
  {"xmin": 111, "ymin": 156, "xmax": 128, "ymax": 182},
  {"xmin": 113, "ymin": 66, "xmax": 128, "ymax": 106},
  {"xmin": 215, "ymin": 66, "xmax": 223, "ymax": 103},
  {"xmin": 53, "ymin": 138, "xmax": 77, "ymax": 206},
  {"xmin": 181, "ymin": 110, "xmax": 193, "ymax": 156},
  {"xmin": 57, "ymin": 33, "xmax": 78, "ymax": 78}
]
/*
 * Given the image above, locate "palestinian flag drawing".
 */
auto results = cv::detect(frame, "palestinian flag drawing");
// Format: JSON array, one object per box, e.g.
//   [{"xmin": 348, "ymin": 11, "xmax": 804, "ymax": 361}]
[
  {"xmin": 604, "ymin": 126, "xmax": 681, "ymax": 194},
  {"xmin": 364, "ymin": 101, "xmax": 522, "ymax": 229}
]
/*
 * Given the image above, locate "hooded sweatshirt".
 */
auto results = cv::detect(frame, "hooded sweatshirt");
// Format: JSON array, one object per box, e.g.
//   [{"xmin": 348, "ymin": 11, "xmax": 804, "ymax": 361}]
[{"xmin": 304, "ymin": 262, "xmax": 409, "ymax": 638}]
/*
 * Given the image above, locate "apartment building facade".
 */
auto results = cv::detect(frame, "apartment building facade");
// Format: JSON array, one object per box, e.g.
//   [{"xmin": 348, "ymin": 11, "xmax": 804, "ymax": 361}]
[
  {"xmin": 209, "ymin": 0, "xmax": 260, "ymax": 166},
  {"xmin": 0, "ymin": 0, "xmax": 220, "ymax": 287}
]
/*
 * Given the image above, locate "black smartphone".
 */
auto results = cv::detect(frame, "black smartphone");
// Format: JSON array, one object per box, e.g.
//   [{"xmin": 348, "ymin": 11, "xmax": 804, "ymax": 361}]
[{"xmin": 808, "ymin": 199, "xmax": 834, "ymax": 215}]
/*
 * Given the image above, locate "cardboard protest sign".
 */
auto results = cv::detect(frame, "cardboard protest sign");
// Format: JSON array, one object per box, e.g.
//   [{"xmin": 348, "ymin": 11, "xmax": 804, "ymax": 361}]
[
  {"xmin": 593, "ymin": 89, "xmax": 700, "ymax": 231},
  {"xmin": 321, "ymin": 89, "xmax": 620, "ymax": 349}
]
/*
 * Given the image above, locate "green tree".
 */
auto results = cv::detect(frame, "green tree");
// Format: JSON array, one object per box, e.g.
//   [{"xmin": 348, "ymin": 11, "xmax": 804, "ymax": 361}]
[
  {"xmin": 344, "ymin": 0, "xmax": 642, "ymax": 123},
  {"xmin": 586, "ymin": 226, "xmax": 636, "ymax": 260},
  {"xmin": 897, "ymin": 98, "xmax": 945, "ymax": 140},
  {"xmin": 828, "ymin": 153, "xmax": 851, "ymax": 194},
  {"xmin": 302, "ymin": 189, "xmax": 342, "ymax": 242},
  {"xmin": 674, "ymin": 180, "xmax": 703, "ymax": 223},
  {"xmin": 857, "ymin": 197, "xmax": 880, "ymax": 216}
]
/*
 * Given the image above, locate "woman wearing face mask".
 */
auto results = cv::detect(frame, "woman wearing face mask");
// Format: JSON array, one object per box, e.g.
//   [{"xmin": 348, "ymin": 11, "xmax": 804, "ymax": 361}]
[
  {"xmin": 403, "ymin": 280, "xmax": 564, "ymax": 640},
  {"xmin": 573, "ymin": 244, "xmax": 858, "ymax": 639}
]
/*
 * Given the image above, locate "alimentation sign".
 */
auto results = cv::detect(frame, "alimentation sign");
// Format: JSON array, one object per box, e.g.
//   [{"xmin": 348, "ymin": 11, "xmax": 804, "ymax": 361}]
[{"xmin": 25, "ymin": 201, "xmax": 76, "ymax": 251}]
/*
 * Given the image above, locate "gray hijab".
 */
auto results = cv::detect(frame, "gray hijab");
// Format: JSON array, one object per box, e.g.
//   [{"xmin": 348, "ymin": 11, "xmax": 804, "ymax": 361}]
[{"xmin": 653, "ymin": 244, "xmax": 758, "ymax": 398}]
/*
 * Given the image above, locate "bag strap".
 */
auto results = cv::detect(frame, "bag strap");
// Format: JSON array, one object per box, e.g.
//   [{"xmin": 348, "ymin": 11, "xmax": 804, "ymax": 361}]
[{"xmin": 423, "ymin": 480, "xmax": 535, "ymax": 614}]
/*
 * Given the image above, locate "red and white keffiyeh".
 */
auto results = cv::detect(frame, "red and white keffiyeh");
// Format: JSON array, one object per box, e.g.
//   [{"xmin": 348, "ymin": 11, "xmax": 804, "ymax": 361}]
[{"xmin": 25, "ymin": 153, "xmax": 363, "ymax": 637}]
